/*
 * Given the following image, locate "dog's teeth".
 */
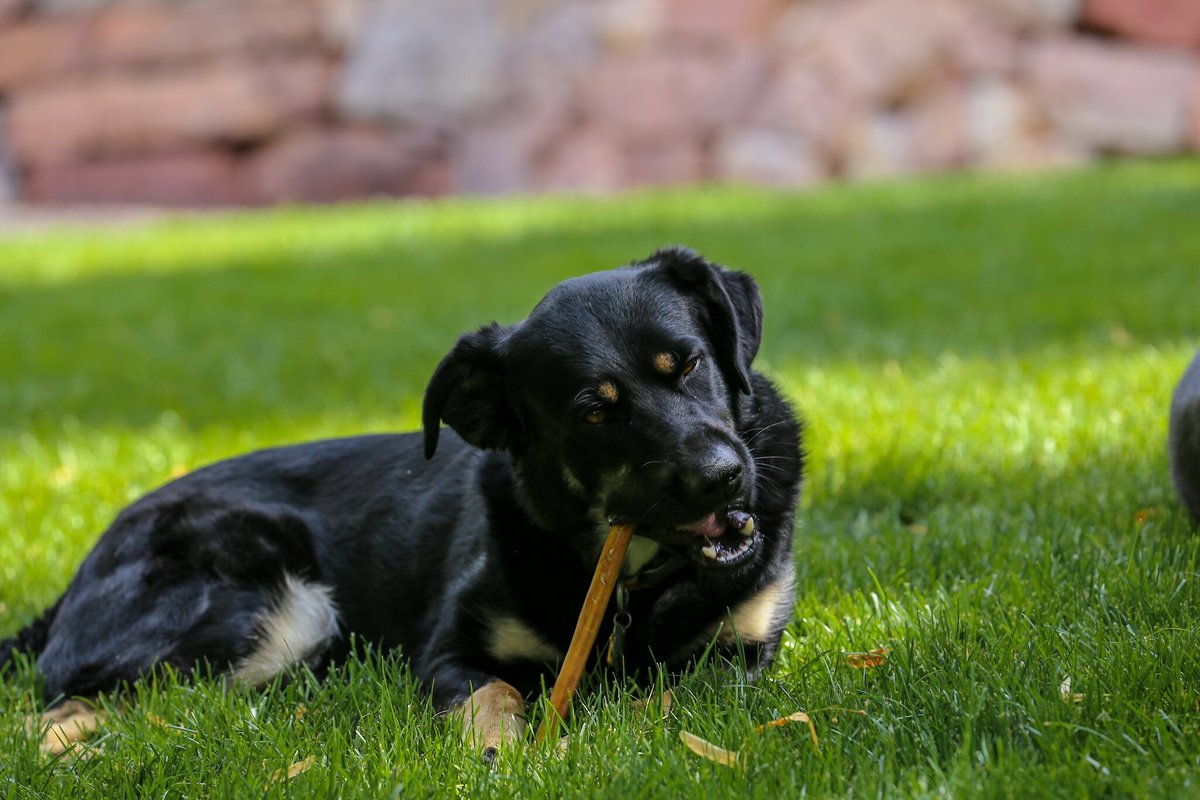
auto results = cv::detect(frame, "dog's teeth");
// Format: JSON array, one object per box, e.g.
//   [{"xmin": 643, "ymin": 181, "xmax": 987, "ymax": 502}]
[
  {"xmin": 701, "ymin": 545, "xmax": 718, "ymax": 560},
  {"xmin": 739, "ymin": 516, "xmax": 755, "ymax": 536}
]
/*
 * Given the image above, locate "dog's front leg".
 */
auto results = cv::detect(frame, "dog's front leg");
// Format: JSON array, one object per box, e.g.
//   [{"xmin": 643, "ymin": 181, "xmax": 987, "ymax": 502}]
[{"xmin": 452, "ymin": 680, "xmax": 527, "ymax": 760}]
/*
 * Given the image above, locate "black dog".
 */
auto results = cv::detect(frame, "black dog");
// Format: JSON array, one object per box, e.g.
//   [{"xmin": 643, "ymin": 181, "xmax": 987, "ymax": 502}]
[{"xmin": 1, "ymin": 247, "xmax": 803, "ymax": 755}]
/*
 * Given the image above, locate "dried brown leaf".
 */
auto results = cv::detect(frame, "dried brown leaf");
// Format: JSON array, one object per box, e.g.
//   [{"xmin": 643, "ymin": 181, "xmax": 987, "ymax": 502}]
[
  {"xmin": 679, "ymin": 730, "xmax": 745, "ymax": 769},
  {"xmin": 844, "ymin": 647, "xmax": 889, "ymax": 669},
  {"xmin": 268, "ymin": 756, "xmax": 315, "ymax": 785},
  {"xmin": 755, "ymin": 711, "xmax": 819, "ymax": 753}
]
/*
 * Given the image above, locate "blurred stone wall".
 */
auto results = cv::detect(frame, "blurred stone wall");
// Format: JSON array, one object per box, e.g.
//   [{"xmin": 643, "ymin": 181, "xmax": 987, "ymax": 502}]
[{"xmin": 0, "ymin": 0, "xmax": 1197, "ymax": 206}]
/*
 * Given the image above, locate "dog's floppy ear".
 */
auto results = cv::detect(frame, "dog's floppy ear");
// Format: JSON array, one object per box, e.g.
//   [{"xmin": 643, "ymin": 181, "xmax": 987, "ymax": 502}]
[
  {"xmin": 422, "ymin": 323, "xmax": 521, "ymax": 459},
  {"xmin": 650, "ymin": 247, "xmax": 763, "ymax": 395}
]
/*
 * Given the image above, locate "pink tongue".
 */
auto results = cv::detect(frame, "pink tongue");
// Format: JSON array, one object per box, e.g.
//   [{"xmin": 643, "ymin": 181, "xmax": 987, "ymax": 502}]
[{"xmin": 678, "ymin": 512, "xmax": 726, "ymax": 539}]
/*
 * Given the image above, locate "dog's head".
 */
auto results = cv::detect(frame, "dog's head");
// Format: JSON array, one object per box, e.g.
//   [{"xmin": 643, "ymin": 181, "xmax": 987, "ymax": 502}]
[{"xmin": 423, "ymin": 247, "xmax": 771, "ymax": 571}]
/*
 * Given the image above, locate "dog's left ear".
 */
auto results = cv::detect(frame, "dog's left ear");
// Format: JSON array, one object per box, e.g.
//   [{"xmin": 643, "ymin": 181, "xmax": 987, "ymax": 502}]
[
  {"xmin": 423, "ymin": 323, "xmax": 522, "ymax": 459},
  {"xmin": 650, "ymin": 247, "xmax": 763, "ymax": 395}
]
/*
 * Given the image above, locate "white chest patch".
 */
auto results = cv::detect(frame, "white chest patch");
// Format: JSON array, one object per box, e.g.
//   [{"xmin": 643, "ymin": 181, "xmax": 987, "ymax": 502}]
[
  {"xmin": 234, "ymin": 574, "xmax": 339, "ymax": 686},
  {"xmin": 718, "ymin": 566, "xmax": 795, "ymax": 646},
  {"xmin": 488, "ymin": 616, "xmax": 562, "ymax": 663}
]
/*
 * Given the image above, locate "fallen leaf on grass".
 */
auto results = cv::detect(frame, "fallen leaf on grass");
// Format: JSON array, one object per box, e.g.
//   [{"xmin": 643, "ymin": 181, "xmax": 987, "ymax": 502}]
[
  {"xmin": 679, "ymin": 730, "xmax": 745, "ymax": 769},
  {"xmin": 755, "ymin": 711, "xmax": 819, "ymax": 753},
  {"xmin": 293, "ymin": 704, "xmax": 308, "ymax": 721},
  {"xmin": 1133, "ymin": 507, "xmax": 1158, "ymax": 525},
  {"xmin": 632, "ymin": 690, "xmax": 672, "ymax": 721},
  {"xmin": 267, "ymin": 756, "xmax": 315, "ymax": 785},
  {"xmin": 145, "ymin": 713, "xmax": 169, "ymax": 729},
  {"xmin": 843, "ymin": 647, "xmax": 889, "ymax": 669}
]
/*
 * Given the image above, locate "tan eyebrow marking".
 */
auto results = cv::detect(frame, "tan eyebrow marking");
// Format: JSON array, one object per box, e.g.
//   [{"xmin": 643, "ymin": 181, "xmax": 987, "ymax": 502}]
[
  {"xmin": 652, "ymin": 352, "xmax": 678, "ymax": 375},
  {"xmin": 597, "ymin": 381, "xmax": 619, "ymax": 403}
]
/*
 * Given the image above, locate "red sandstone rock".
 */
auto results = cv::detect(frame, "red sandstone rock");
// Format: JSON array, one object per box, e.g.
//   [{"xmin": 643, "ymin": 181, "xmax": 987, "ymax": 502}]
[
  {"xmin": 661, "ymin": 0, "xmax": 785, "ymax": 46},
  {"xmin": 250, "ymin": 127, "xmax": 446, "ymax": 203},
  {"xmin": 1082, "ymin": 0, "xmax": 1200, "ymax": 48},
  {"xmin": 579, "ymin": 50, "xmax": 743, "ymax": 145},
  {"xmin": 843, "ymin": 113, "xmax": 917, "ymax": 180},
  {"xmin": 8, "ymin": 56, "xmax": 331, "ymax": 165},
  {"xmin": 1026, "ymin": 37, "xmax": 1196, "ymax": 154},
  {"xmin": 909, "ymin": 79, "xmax": 971, "ymax": 170},
  {"xmin": 0, "ymin": 15, "xmax": 88, "ymax": 88},
  {"xmin": 776, "ymin": 0, "xmax": 975, "ymax": 105},
  {"xmin": 1191, "ymin": 78, "xmax": 1200, "ymax": 151},
  {"xmin": 593, "ymin": 0, "xmax": 662, "ymax": 51},
  {"xmin": 0, "ymin": 1, "xmax": 324, "ymax": 89},
  {"xmin": 625, "ymin": 139, "xmax": 706, "ymax": 186},
  {"xmin": 977, "ymin": 0, "xmax": 1079, "ymax": 29},
  {"xmin": 0, "ymin": 0, "xmax": 30, "ymax": 27},
  {"xmin": 749, "ymin": 58, "xmax": 860, "ymax": 158},
  {"xmin": 25, "ymin": 150, "xmax": 248, "ymax": 206},
  {"xmin": 534, "ymin": 128, "xmax": 625, "ymax": 192},
  {"xmin": 454, "ymin": 107, "xmax": 565, "ymax": 194}
]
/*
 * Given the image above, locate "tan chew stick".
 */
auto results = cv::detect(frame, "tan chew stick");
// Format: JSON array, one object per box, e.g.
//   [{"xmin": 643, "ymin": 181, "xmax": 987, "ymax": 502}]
[{"xmin": 535, "ymin": 522, "xmax": 636, "ymax": 745}]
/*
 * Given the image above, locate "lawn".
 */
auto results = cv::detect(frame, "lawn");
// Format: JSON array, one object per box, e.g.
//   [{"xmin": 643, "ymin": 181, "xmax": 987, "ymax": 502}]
[{"xmin": 1, "ymin": 160, "xmax": 1198, "ymax": 797}]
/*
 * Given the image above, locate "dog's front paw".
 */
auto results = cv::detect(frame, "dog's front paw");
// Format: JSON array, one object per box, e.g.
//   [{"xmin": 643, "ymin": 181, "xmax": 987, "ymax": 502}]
[
  {"xmin": 28, "ymin": 699, "xmax": 105, "ymax": 756},
  {"xmin": 455, "ymin": 681, "xmax": 527, "ymax": 761}
]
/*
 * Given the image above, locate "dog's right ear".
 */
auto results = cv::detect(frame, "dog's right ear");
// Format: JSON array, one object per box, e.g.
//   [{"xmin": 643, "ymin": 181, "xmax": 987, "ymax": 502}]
[{"xmin": 422, "ymin": 323, "xmax": 521, "ymax": 459}]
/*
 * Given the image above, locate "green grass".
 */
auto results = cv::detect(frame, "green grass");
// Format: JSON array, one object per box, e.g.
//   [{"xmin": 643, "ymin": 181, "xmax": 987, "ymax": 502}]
[{"xmin": 2, "ymin": 160, "xmax": 1199, "ymax": 797}]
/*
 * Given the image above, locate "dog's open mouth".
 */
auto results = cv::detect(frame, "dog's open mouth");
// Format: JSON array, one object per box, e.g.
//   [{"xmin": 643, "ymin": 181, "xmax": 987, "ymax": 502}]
[{"xmin": 672, "ymin": 509, "xmax": 760, "ymax": 568}]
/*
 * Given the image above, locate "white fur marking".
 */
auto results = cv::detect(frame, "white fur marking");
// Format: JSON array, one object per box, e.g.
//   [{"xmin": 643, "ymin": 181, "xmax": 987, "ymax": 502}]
[
  {"xmin": 234, "ymin": 574, "xmax": 339, "ymax": 686},
  {"xmin": 718, "ymin": 567, "xmax": 795, "ymax": 645},
  {"xmin": 488, "ymin": 616, "xmax": 562, "ymax": 663}
]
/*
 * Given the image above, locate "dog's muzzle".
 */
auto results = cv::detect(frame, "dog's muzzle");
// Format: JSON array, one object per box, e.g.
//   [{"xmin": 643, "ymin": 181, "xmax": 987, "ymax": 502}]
[{"xmin": 670, "ymin": 508, "xmax": 760, "ymax": 568}]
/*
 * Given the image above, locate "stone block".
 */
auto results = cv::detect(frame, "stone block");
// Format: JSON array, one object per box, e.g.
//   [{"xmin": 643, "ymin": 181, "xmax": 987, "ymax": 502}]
[
  {"xmin": 1026, "ymin": 37, "xmax": 1196, "ymax": 154},
  {"xmin": 625, "ymin": 138, "xmax": 706, "ymax": 186},
  {"xmin": 843, "ymin": 113, "xmax": 918, "ymax": 180},
  {"xmin": 660, "ymin": 0, "xmax": 785, "ymax": 46},
  {"xmin": 0, "ymin": 0, "xmax": 31, "ymax": 27},
  {"xmin": 776, "ymin": 0, "xmax": 975, "ymax": 105},
  {"xmin": 534, "ymin": 127, "xmax": 625, "ymax": 192},
  {"xmin": 453, "ymin": 107, "xmax": 565, "ymax": 194},
  {"xmin": 909, "ymin": 79, "xmax": 971, "ymax": 170},
  {"xmin": 593, "ymin": 0, "xmax": 663, "ymax": 51},
  {"xmin": 976, "ymin": 0, "xmax": 1079, "ymax": 29},
  {"xmin": 713, "ymin": 128, "xmax": 828, "ymax": 187},
  {"xmin": 579, "ymin": 50, "xmax": 744, "ymax": 145},
  {"xmin": 250, "ymin": 126, "xmax": 447, "ymax": 203},
  {"xmin": 0, "ymin": 16, "xmax": 88, "ymax": 88},
  {"xmin": 25, "ymin": 150, "xmax": 249, "ymax": 206},
  {"xmin": 338, "ymin": 0, "xmax": 508, "ymax": 123},
  {"xmin": 1082, "ymin": 0, "xmax": 1200, "ymax": 47},
  {"xmin": 8, "ymin": 56, "xmax": 331, "ymax": 165},
  {"xmin": 749, "ymin": 58, "xmax": 860, "ymax": 157},
  {"xmin": 1191, "ymin": 77, "xmax": 1200, "ymax": 151},
  {"xmin": 0, "ymin": 1, "xmax": 325, "ymax": 88}
]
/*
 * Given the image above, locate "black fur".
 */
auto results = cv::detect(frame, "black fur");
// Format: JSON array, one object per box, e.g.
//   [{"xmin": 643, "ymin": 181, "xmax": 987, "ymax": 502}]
[
  {"xmin": 1170, "ymin": 348, "xmax": 1200, "ymax": 521},
  {"xmin": 1, "ymin": 247, "xmax": 803, "ymax": 712}
]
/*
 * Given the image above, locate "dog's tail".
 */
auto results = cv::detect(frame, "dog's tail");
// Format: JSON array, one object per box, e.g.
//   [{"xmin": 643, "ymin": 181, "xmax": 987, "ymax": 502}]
[{"xmin": 0, "ymin": 598, "xmax": 61, "ymax": 673}]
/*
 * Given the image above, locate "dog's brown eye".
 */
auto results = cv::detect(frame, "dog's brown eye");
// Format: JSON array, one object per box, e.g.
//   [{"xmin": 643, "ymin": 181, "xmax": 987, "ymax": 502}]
[
  {"xmin": 584, "ymin": 408, "xmax": 607, "ymax": 425},
  {"xmin": 682, "ymin": 356, "xmax": 700, "ymax": 376}
]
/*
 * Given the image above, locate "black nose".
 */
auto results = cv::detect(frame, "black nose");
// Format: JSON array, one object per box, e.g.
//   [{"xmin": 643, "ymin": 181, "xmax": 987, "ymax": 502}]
[{"xmin": 687, "ymin": 458, "xmax": 744, "ymax": 506}]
